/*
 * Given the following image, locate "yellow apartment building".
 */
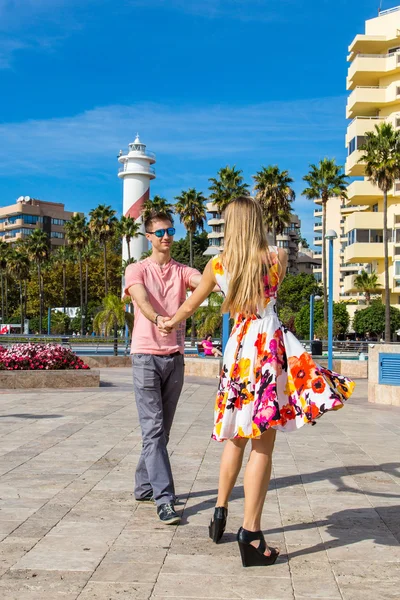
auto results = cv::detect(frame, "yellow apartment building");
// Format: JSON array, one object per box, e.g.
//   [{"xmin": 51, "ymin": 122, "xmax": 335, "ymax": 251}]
[
  {"xmin": 0, "ymin": 196, "xmax": 81, "ymax": 250},
  {"xmin": 343, "ymin": 5, "xmax": 400, "ymax": 308}
]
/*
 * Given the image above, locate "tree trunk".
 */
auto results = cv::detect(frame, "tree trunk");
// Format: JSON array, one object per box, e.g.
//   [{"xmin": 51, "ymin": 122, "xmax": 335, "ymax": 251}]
[
  {"xmin": 127, "ymin": 237, "xmax": 131, "ymax": 261},
  {"xmin": 114, "ymin": 321, "xmax": 118, "ymax": 357},
  {"xmin": 189, "ymin": 230, "xmax": 196, "ymax": 348},
  {"xmin": 272, "ymin": 219, "xmax": 277, "ymax": 246},
  {"xmin": 85, "ymin": 262, "xmax": 88, "ymax": 333},
  {"xmin": 78, "ymin": 252, "xmax": 84, "ymax": 336},
  {"xmin": 5, "ymin": 276, "xmax": 8, "ymax": 322},
  {"xmin": 19, "ymin": 280, "xmax": 23, "ymax": 333},
  {"xmin": 103, "ymin": 243, "xmax": 108, "ymax": 296},
  {"xmin": 322, "ymin": 199, "xmax": 328, "ymax": 323},
  {"xmin": 383, "ymin": 190, "xmax": 391, "ymax": 342},
  {"xmin": 0, "ymin": 271, "xmax": 3, "ymax": 323},
  {"xmin": 24, "ymin": 280, "xmax": 27, "ymax": 326},
  {"xmin": 38, "ymin": 263, "xmax": 42, "ymax": 334},
  {"xmin": 366, "ymin": 291, "xmax": 371, "ymax": 305}
]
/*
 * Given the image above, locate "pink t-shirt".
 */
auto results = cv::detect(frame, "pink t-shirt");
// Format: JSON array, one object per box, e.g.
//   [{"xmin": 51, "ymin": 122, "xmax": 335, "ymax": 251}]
[
  {"xmin": 124, "ymin": 258, "xmax": 200, "ymax": 355},
  {"xmin": 201, "ymin": 340, "xmax": 214, "ymax": 356}
]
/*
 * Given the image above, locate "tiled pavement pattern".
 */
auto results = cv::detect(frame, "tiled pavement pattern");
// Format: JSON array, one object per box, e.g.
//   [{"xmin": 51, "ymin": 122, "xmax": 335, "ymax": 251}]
[{"xmin": 0, "ymin": 369, "xmax": 399, "ymax": 599}]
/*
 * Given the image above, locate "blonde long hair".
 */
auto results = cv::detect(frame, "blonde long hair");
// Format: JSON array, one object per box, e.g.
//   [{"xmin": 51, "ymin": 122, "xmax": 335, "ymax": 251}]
[{"xmin": 222, "ymin": 196, "xmax": 275, "ymax": 316}]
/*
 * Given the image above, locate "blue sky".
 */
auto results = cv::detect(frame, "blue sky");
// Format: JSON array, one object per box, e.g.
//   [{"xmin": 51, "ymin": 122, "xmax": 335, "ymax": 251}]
[{"xmin": 0, "ymin": 0, "xmax": 388, "ymax": 243}]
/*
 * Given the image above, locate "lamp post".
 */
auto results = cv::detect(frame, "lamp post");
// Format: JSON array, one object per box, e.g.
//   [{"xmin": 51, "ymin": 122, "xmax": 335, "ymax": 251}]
[
  {"xmin": 325, "ymin": 229, "xmax": 338, "ymax": 370},
  {"xmin": 309, "ymin": 294, "xmax": 322, "ymax": 343}
]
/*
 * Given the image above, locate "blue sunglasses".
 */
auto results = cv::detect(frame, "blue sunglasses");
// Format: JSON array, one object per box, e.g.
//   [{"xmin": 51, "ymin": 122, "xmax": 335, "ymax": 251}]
[{"xmin": 146, "ymin": 227, "xmax": 176, "ymax": 238}]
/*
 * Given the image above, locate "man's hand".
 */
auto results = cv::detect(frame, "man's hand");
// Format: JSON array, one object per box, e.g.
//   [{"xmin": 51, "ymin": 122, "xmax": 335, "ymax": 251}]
[{"xmin": 157, "ymin": 316, "xmax": 174, "ymax": 336}]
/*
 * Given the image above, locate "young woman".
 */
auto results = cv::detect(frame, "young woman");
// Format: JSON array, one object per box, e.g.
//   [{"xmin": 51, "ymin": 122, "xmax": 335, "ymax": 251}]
[
  {"xmin": 162, "ymin": 197, "xmax": 355, "ymax": 567},
  {"xmin": 201, "ymin": 334, "xmax": 223, "ymax": 357}
]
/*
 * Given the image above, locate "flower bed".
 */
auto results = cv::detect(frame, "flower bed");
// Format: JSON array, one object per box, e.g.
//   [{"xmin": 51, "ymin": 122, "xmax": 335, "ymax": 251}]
[{"xmin": 0, "ymin": 343, "xmax": 90, "ymax": 370}]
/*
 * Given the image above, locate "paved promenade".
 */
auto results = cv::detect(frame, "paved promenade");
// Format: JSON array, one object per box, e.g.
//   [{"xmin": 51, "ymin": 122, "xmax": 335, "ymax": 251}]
[{"xmin": 0, "ymin": 369, "xmax": 399, "ymax": 599}]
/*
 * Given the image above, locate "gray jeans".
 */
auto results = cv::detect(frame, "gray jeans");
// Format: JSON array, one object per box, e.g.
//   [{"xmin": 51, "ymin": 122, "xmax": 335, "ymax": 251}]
[{"xmin": 132, "ymin": 353, "xmax": 184, "ymax": 506}]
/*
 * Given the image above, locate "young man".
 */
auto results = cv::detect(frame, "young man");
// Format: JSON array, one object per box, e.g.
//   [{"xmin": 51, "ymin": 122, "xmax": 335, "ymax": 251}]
[{"xmin": 124, "ymin": 211, "xmax": 201, "ymax": 525}]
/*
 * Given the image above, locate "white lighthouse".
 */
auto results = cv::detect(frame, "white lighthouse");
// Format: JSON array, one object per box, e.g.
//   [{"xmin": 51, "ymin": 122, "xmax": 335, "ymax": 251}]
[{"xmin": 118, "ymin": 134, "xmax": 156, "ymax": 262}]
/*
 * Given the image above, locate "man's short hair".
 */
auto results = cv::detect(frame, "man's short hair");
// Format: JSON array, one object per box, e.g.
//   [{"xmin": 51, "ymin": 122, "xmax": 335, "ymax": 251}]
[{"xmin": 144, "ymin": 211, "xmax": 174, "ymax": 232}]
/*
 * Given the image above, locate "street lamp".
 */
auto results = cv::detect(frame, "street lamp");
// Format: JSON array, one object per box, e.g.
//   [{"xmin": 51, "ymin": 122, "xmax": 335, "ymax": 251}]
[
  {"xmin": 325, "ymin": 229, "xmax": 338, "ymax": 370},
  {"xmin": 309, "ymin": 294, "xmax": 322, "ymax": 343}
]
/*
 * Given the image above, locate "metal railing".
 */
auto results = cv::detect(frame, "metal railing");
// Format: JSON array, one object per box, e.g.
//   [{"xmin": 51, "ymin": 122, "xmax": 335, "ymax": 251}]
[
  {"xmin": 379, "ymin": 5, "xmax": 400, "ymax": 16},
  {"xmin": 118, "ymin": 165, "xmax": 156, "ymax": 175}
]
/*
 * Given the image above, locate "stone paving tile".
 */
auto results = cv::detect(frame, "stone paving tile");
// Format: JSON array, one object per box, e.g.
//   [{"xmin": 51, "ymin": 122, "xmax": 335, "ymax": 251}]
[{"xmin": 0, "ymin": 369, "xmax": 399, "ymax": 599}]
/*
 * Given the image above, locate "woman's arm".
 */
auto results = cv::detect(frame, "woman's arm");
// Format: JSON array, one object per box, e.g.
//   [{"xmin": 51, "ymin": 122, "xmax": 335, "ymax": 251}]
[
  {"xmin": 278, "ymin": 248, "xmax": 288, "ymax": 285},
  {"xmin": 164, "ymin": 260, "xmax": 217, "ymax": 329}
]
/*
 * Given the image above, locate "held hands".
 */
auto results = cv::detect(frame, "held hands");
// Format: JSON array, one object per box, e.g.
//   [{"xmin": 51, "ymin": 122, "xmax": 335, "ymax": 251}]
[{"xmin": 156, "ymin": 316, "xmax": 175, "ymax": 336}]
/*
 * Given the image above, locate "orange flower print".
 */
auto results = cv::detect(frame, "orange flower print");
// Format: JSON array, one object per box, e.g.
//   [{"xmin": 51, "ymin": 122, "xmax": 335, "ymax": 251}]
[
  {"xmin": 288, "ymin": 352, "xmax": 317, "ymax": 395},
  {"xmin": 311, "ymin": 376, "xmax": 326, "ymax": 394},
  {"xmin": 281, "ymin": 403, "xmax": 296, "ymax": 421},
  {"xmin": 213, "ymin": 259, "xmax": 224, "ymax": 275}
]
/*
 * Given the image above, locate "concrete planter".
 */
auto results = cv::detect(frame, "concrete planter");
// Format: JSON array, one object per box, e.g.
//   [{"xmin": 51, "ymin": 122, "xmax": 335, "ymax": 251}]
[
  {"xmin": 0, "ymin": 369, "xmax": 100, "ymax": 389},
  {"xmin": 84, "ymin": 355, "xmax": 222, "ymax": 378}
]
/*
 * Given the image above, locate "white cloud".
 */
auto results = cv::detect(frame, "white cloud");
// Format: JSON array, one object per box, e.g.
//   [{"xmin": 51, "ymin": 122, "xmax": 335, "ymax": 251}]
[{"xmin": 0, "ymin": 96, "xmax": 346, "ymax": 176}]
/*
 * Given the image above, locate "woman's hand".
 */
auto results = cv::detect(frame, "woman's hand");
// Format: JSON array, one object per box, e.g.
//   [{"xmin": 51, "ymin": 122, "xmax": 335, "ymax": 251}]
[{"xmin": 157, "ymin": 317, "xmax": 175, "ymax": 336}]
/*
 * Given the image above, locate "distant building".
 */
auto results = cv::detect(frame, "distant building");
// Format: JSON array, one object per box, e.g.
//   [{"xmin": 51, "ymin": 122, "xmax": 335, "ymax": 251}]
[
  {"xmin": 297, "ymin": 250, "xmax": 322, "ymax": 276},
  {"xmin": 204, "ymin": 201, "xmax": 301, "ymax": 274},
  {"xmin": 0, "ymin": 196, "xmax": 81, "ymax": 249}
]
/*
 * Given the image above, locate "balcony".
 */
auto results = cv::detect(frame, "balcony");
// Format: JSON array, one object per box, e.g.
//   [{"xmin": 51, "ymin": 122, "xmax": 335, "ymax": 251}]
[
  {"xmin": 314, "ymin": 223, "xmax": 322, "ymax": 231},
  {"xmin": 347, "ymin": 52, "xmax": 400, "ymax": 89},
  {"xmin": 208, "ymin": 231, "xmax": 224, "ymax": 239},
  {"xmin": 206, "ymin": 202, "xmax": 219, "ymax": 213},
  {"xmin": 118, "ymin": 164, "xmax": 156, "ymax": 178},
  {"xmin": 346, "ymin": 87, "xmax": 388, "ymax": 119},
  {"xmin": 207, "ymin": 218, "xmax": 224, "ymax": 226},
  {"xmin": 344, "ymin": 242, "xmax": 384, "ymax": 262},
  {"xmin": 346, "ymin": 179, "xmax": 382, "ymax": 205},
  {"xmin": 345, "ymin": 150, "xmax": 365, "ymax": 176},
  {"xmin": 343, "ymin": 274, "xmax": 358, "ymax": 293},
  {"xmin": 344, "ymin": 211, "xmax": 383, "ymax": 234},
  {"xmin": 313, "ymin": 209, "xmax": 323, "ymax": 217}
]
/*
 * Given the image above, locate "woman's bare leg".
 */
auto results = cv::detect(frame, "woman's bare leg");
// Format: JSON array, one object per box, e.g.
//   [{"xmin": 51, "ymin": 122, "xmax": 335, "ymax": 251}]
[
  {"xmin": 242, "ymin": 428, "xmax": 276, "ymax": 538},
  {"xmin": 216, "ymin": 437, "xmax": 248, "ymax": 507}
]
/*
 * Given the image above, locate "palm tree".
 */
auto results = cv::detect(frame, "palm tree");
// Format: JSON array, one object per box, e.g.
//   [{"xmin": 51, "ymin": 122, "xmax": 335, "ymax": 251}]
[
  {"xmin": 82, "ymin": 241, "xmax": 100, "ymax": 321},
  {"xmin": 302, "ymin": 158, "xmax": 348, "ymax": 322},
  {"xmin": 175, "ymin": 188, "xmax": 207, "ymax": 346},
  {"xmin": 253, "ymin": 166, "xmax": 295, "ymax": 244},
  {"xmin": 196, "ymin": 292, "xmax": 223, "ymax": 338},
  {"xmin": 354, "ymin": 270, "xmax": 382, "ymax": 305},
  {"xmin": 117, "ymin": 215, "xmax": 142, "ymax": 261},
  {"xmin": 65, "ymin": 214, "xmax": 88, "ymax": 335},
  {"xmin": 53, "ymin": 246, "xmax": 73, "ymax": 320},
  {"xmin": 209, "ymin": 165, "xmax": 250, "ymax": 212},
  {"xmin": 26, "ymin": 229, "xmax": 49, "ymax": 334},
  {"xmin": 358, "ymin": 122, "xmax": 400, "ymax": 342},
  {"xmin": 88, "ymin": 205, "xmax": 117, "ymax": 296},
  {"xmin": 93, "ymin": 294, "xmax": 134, "ymax": 356},
  {"xmin": 142, "ymin": 195, "xmax": 174, "ymax": 222},
  {"xmin": 0, "ymin": 240, "xmax": 9, "ymax": 324},
  {"xmin": 8, "ymin": 249, "xmax": 30, "ymax": 332}
]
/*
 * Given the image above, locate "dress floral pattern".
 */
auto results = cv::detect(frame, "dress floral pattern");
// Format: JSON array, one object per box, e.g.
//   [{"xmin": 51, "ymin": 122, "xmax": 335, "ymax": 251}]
[{"xmin": 211, "ymin": 250, "xmax": 355, "ymax": 442}]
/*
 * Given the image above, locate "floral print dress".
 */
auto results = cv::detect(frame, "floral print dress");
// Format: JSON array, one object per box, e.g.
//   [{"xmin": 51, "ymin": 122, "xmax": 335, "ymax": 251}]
[{"xmin": 211, "ymin": 250, "xmax": 355, "ymax": 442}]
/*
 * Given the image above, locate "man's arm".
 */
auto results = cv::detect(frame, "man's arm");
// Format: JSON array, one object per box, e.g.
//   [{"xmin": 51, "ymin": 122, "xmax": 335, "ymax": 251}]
[{"xmin": 128, "ymin": 283, "xmax": 166, "ymax": 325}]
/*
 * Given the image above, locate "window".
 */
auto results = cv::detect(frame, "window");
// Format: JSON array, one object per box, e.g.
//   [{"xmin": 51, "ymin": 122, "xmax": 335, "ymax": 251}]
[
  {"xmin": 51, "ymin": 218, "xmax": 66, "ymax": 226},
  {"xmin": 210, "ymin": 238, "xmax": 220, "ymax": 246},
  {"xmin": 372, "ymin": 204, "xmax": 379, "ymax": 212},
  {"xmin": 314, "ymin": 272, "xmax": 322, "ymax": 282},
  {"xmin": 23, "ymin": 215, "xmax": 43, "ymax": 224},
  {"xmin": 50, "ymin": 231, "xmax": 64, "ymax": 239},
  {"xmin": 396, "ymin": 117, "xmax": 400, "ymax": 128},
  {"xmin": 277, "ymin": 240, "xmax": 289, "ymax": 248},
  {"xmin": 397, "ymin": 87, "xmax": 400, "ymax": 96},
  {"xmin": 348, "ymin": 136, "xmax": 366, "ymax": 155},
  {"xmin": 347, "ymin": 229, "xmax": 384, "ymax": 244},
  {"xmin": 395, "ymin": 261, "xmax": 400, "ymax": 276}
]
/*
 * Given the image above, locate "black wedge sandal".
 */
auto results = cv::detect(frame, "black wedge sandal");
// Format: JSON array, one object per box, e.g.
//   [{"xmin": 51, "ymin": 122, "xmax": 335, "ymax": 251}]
[
  {"xmin": 237, "ymin": 527, "xmax": 279, "ymax": 567},
  {"xmin": 208, "ymin": 507, "xmax": 228, "ymax": 543}
]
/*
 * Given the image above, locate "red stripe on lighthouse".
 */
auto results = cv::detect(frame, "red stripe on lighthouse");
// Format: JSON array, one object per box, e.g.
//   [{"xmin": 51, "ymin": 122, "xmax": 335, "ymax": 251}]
[{"xmin": 124, "ymin": 188, "xmax": 150, "ymax": 221}]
